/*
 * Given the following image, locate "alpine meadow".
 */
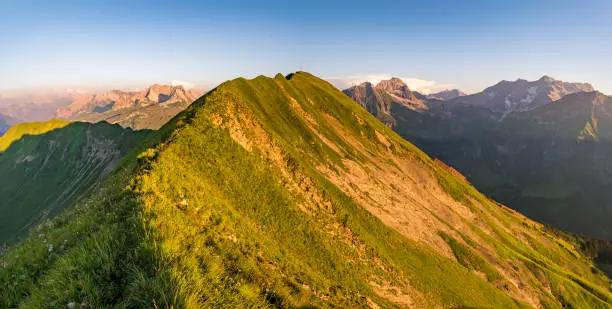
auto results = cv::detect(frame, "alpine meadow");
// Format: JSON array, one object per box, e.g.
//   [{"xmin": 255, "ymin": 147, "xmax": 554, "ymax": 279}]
[
  {"xmin": 2, "ymin": 73, "xmax": 610, "ymax": 308},
  {"xmin": 2, "ymin": 1, "xmax": 612, "ymax": 308}
]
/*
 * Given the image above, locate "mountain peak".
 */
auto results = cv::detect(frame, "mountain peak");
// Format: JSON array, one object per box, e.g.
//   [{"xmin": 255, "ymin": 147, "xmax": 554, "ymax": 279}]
[
  {"xmin": 454, "ymin": 76, "xmax": 597, "ymax": 113},
  {"xmin": 539, "ymin": 75, "xmax": 555, "ymax": 82},
  {"xmin": 389, "ymin": 77, "xmax": 405, "ymax": 83},
  {"xmin": 427, "ymin": 89, "xmax": 466, "ymax": 101},
  {"xmin": 55, "ymin": 83, "xmax": 199, "ymax": 122},
  {"xmin": 353, "ymin": 81, "xmax": 373, "ymax": 88},
  {"xmin": 376, "ymin": 77, "xmax": 408, "ymax": 91},
  {"xmin": 375, "ymin": 78, "xmax": 419, "ymax": 101},
  {"xmin": 343, "ymin": 77, "xmax": 427, "ymax": 127}
]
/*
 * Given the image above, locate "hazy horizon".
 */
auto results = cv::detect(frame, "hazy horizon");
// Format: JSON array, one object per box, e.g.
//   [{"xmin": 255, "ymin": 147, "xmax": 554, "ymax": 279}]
[{"xmin": 1, "ymin": 0, "xmax": 611, "ymax": 95}]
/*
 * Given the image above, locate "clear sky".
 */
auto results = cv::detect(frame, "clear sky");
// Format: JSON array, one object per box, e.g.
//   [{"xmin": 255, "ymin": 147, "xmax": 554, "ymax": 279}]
[{"xmin": 1, "ymin": 0, "xmax": 611, "ymax": 94}]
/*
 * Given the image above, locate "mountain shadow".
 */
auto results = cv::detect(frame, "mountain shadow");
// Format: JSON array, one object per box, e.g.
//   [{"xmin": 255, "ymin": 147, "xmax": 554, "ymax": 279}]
[{"xmin": 0, "ymin": 120, "xmax": 149, "ymax": 245}]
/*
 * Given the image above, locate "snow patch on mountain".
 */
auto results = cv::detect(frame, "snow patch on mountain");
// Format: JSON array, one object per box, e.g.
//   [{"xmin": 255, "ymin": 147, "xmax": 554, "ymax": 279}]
[{"xmin": 448, "ymin": 76, "xmax": 595, "ymax": 115}]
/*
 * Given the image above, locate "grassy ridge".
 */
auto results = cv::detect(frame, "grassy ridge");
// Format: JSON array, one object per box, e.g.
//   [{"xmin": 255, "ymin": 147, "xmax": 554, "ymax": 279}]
[
  {"xmin": 0, "ymin": 119, "xmax": 69, "ymax": 151},
  {"xmin": 130, "ymin": 75, "xmax": 528, "ymax": 307},
  {"xmin": 1, "ymin": 73, "xmax": 610, "ymax": 308}
]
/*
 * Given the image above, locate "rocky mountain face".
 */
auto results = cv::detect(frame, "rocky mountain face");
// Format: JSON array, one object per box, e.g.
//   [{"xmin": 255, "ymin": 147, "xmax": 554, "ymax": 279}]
[
  {"xmin": 342, "ymin": 78, "xmax": 427, "ymax": 127},
  {"xmin": 447, "ymin": 76, "xmax": 594, "ymax": 115},
  {"xmin": 0, "ymin": 120, "xmax": 148, "ymax": 245},
  {"xmin": 343, "ymin": 78, "xmax": 470, "ymax": 127},
  {"xmin": 427, "ymin": 89, "xmax": 466, "ymax": 101},
  {"xmin": 2, "ymin": 72, "xmax": 610, "ymax": 308},
  {"xmin": 56, "ymin": 84, "xmax": 200, "ymax": 116},
  {"xmin": 55, "ymin": 84, "xmax": 201, "ymax": 129}
]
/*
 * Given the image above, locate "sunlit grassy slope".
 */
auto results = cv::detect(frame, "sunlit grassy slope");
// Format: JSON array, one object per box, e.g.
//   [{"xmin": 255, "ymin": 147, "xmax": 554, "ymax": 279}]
[
  {"xmin": 1, "ymin": 72, "xmax": 610, "ymax": 308},
  {"xmin": 0, "ymin": 119, "xmax": 69, "ymax": 151},
  {"xmin": 0, "ymin": 121, "xmax": 149, "ymax": 245}
]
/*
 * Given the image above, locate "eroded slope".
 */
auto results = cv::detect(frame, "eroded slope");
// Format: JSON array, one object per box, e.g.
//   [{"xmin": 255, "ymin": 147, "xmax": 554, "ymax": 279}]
[{"xmin": 1, "ymin": 73, "xmax": 610, "ymax": 308}]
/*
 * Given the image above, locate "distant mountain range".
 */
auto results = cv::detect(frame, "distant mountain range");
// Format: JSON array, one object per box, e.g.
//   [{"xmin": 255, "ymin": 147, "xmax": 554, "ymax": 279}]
[
  {"xmin": 342, "ymin": 79, "xmax": 468, "ymax": 127},
  {"xmin": 0, "ymin": 114, "xmax": 19, "ymax": 135},
  {"xmin": 0, "ymin": 89, "xmax": 82, "ymax": 122},
  {"xmin": 427, "ymin": 89, "xmax": 466, "ymax": 101},
  {"xmin": 342, "ymin": 78, "xmax": 428, "ymax": 127},
  {"xmin": 55, "ymin": 84, "xmax": 202, "ymax": 129},
  {"xmin": 344, "ymin": 76, "xmax": 612, "ymax": 238},
  {"xmin": 0, "ymin": 84, "xmax": 203, "ymax": 132},
  {"xmin": 445, "ymin": 75, "xmax": 594, "ymax": 115}
]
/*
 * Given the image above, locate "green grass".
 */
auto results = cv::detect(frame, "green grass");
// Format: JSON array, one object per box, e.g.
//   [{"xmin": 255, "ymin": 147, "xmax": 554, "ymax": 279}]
[
  {"xmin": 435, "ymin": 167, "xmax": 612, "ymax": 308},
  {"xmin": 435, "ymin": 170, "xmax": 471, "ymax": 204},
  {"xmin": 438, "ymin": 231, "xmax": 503, "ymax": 282},
  {"xmin": 0, "ymin": 119, "xmax": 69, "ymax": 151},
  {"xmin": 1, "ymin": 72, "xmax": 611, "ymax": 308},
  {"xmin": 0, "ymin": 121, "xmax": 148, "ymax": 244},
  {"xmin": 125, "ymin": 72, "xmax": 527, "ymax": 307}
]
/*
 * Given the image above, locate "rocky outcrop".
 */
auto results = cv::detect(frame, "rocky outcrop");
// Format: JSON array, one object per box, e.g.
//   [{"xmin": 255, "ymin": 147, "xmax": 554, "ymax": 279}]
[{"xmin": 343, "ymin": 78, "xmax": 427, "ymax": 127}]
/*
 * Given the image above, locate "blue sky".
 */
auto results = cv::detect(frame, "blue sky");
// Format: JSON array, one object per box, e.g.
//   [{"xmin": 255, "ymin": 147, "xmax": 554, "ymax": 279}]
[{"xmin": 0, "ymin": 0, "xmax": 611, "ymax": 94}]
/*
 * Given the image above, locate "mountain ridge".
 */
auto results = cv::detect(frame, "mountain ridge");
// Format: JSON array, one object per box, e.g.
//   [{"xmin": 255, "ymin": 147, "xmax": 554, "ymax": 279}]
[
  {"xmin": 0, "ymin": 119, "xmax": 69, "ymax": 151},
  {"xmin": 342, "ymin": 78, "xmax": 428, "ymax": 127},
  {"xmin": 427, "ymin": 89, "xmax": 466, "ymax": 101},
  {"xmin": 55, "ymin": 84, "xmax": 200, "ymax": 118},
  {"xmin": 448, "ymin": 75, "xmax": 595, "ymax": 114},
  {"xmin": 1, "ymin": 72, "xmax": 610, "ymax": 308},
  {"xmin": 54, "ymin": 84, "xmax": 202, "ymax": 129}
]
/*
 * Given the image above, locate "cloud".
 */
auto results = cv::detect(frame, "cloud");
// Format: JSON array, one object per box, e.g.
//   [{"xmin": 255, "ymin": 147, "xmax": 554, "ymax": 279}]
[
  {"xmin": 325, "ymin": 74, "xmax": 457, "ymax": 95},
  {"xmin": 400, "ymin": 78, "xmax": 457, "ymax": 95},
  {"xmin": 172, "ymin": 80, "xmax": 196, "ymax": 89}
]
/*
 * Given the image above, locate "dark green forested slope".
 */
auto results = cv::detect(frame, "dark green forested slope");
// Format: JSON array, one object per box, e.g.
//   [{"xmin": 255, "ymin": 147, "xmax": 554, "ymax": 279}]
[
  {"xmin": 1, "ymin": 73, "xmax": 610, "ymax": 308},
  {"xmin": 0, "ymin": 120, "xmax": 149, "ymax": 245}
]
